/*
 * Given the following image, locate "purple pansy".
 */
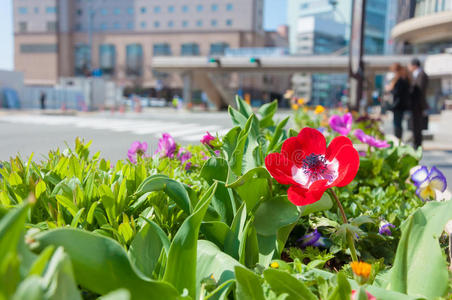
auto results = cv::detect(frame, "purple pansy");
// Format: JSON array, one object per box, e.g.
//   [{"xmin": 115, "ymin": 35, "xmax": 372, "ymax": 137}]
[
  {"xmin": 354, "ymin": 129, "xmax": 390, "ymax": 148},
  {"xmin": 177, "ymin": 147, "xmax": 192, "ymax": 163},
  {"xmin": 297, "ymin": 229, "xmax": 327, "ymax": 248},
  {"xmin": 411, "ymin": 166, "xmax": 447, "ymax": 201},
  {"xmin": 379, "ymin": 223, "xmax": 395, "ymax": 236},
  {"xmin": 201, "ymin": 132, "xmax": 216, "ymax": 148},
  {"xmin": 156, "ymin": 133, "xmax": 176, "ymax": 158},
  {"xmin": 127, "ymin": 141, "xmax": 148, "ymax": 164},
  {"xmin": 329, "ymin": 112, "xmax": 353, "ymax": 135}
]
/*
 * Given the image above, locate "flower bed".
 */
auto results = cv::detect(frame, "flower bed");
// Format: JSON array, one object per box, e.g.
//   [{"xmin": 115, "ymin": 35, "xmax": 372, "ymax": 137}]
[{"xmin": 0, "ymin": 97, "xmax": 451, "ymax": 300}]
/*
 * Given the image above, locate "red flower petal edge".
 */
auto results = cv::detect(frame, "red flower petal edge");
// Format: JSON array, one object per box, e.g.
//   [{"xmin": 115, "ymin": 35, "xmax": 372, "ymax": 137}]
[{"xmin": 265, "ymin": 127, "xmax": 360, "ymax": 206}]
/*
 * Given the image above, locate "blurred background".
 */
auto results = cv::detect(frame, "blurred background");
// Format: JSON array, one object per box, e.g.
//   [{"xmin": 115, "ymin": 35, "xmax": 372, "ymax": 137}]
[{"xmin": 0, "ymin": 0, "xmax": 452, "ymax": 172}]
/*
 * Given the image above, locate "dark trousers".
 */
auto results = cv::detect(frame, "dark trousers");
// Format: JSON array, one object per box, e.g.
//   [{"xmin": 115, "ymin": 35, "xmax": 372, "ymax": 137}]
[
  {"xmin": 412, "ymin": 109, "xmax": 423, "ymax": 149},
  {"xmin": 393, "ymin": 109, "xmax": 404, "ymax": 140}
]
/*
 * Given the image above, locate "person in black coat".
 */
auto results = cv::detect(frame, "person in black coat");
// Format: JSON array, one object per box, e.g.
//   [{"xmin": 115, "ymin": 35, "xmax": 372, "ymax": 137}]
[
  {"xmin": 408, "ymin": 58, "xmax": 429, "ymax": 149},
  {"xmin": 386, "ymin": 63, "xmax": 410, "ymax": 140}
]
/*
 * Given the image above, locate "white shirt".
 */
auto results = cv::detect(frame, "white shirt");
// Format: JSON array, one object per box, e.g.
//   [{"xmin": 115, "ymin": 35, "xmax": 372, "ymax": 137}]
[{"xmin": 413, "ymin": 68, "xmax": 421, "ymax": 79}]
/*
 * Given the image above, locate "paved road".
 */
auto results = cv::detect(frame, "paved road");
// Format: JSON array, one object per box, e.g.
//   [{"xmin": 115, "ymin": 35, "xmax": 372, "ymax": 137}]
[{"xmin": 0, "ymin": 109, "xmax": 451, "ymax": 185}]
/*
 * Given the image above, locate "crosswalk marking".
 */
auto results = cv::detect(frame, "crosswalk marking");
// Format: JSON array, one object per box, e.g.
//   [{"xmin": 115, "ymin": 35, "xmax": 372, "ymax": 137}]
[{"xmin": 0, "ymin": 115, "xmax": 230, "ymax": 142}]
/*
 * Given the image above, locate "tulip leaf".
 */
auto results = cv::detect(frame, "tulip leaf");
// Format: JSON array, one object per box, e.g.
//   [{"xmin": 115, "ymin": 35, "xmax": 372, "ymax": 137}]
[
  {"xmin": 201, "ymin": 221, "xmax": 231, "ymax": 250},
  {"xmin": 326, "ymin": 272, "xmax": 351, "ymax": 300},
  {"xmin": 134, "ymin": 174, "xmax": 192, "ymax": 214},
  {"xmin": 235, "ymin": 95, "xmax": 253, "ymax": 119},
  {"xmin": 98, "ymin": 289, "xmax": 131, "ymax": 300},
  {"xmin": 163, "ymin": 182, "xmax": 217, "ymax": 298},
  {"xmin": 226, "ymin": 167, "xmax": 271, "ymax": 188},
  {"xmin": 300, "ymin": 193, "xmax": 333, "ymax": 216},
  {"xmin": 254, "ymin": 196, "xmax": 299, "ymax": 236},
  {"xmin": 388, "ymin": 200, "xmax": 452, "ymax": 299},
  {"xmin": 31, "ymin": 228, "xmax": 180, "ymax": 300},
  {"xmin": 228, "ymin": 106, "xmax": 248, "ymax": 128},
  {"xmin": 235, "ymin": 266, "xmax": 265, "ymax": 300},
  {"xmin": 267, "ymin": 116, "xmax": 290, "ymax": 154},
  {"xmin": 196, "ymin": 240, "xmax": 242, "ymax": 299},
  {"xmin": 263, "ymin": 268, "xmax": 317, "ymax": 300}
]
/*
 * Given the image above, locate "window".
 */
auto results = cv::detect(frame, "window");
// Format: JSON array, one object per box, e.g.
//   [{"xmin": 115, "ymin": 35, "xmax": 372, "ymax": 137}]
[
  {"xmin": 18, "ymin": 7, "xmax": 28, "ymax": 14},
  {"xmin": 226, "ymin": 19, "xmax": 233, "ymax": 26},
  {"xmin": 74, "ymin": 44, "xmax": 91, "ymax": 76},
  {"xmin": 154, "ymin": 6, "xmax": 161, "ymax": 13},
  {"xmin": 140, "ymin": 21, "xmax": 146, "ymax": 28},
  {"xmin": 182, "ymin": 5, "xmax": 188, "ymax": 12},
  {"xmin": 168, "ymin": 5, "xmax": 174, "ymax": 13},
  {"xmin": 127, "ymin": 22, "xmax": 134, "ymax": 30},
  {"xmin": 211, "ymin": 19, "xmax": 217, "ymax": 27},
  {"xmin": 211, "ymin": 4, "xmax": 218, "ymax": 11},
  {"xmin": 100, "ymin": 22, "xmax": 107, "ymax": 30},
  {"xmin": 226, "ymin": 3, "xmax": 233, "ymax": 11},
  {"xmin": 181, "ymin": 43, "xmax": 200, "ymax": 56},
  {"xmin": 196, "ymin": 20, "xmax": 203, "ymax": 27},
  {"xmin": 154, "ymin": 21, "xmax": 160, "ymax": 28},
  {"xmin": 19, "ymin": 22, "xmax": 27, "ymax": 32},
  {"xmin": 77, "ymin": 9, "xmax": 82, "ymax": 16},
  {"xmin": 127, "ymin": 7, "xmax": 134, "ymax": 15},
  {"xmin": 100, "ymin": 8, "xmax": 108, "ymax": 15},
  {"xmin": 140, "ymin": 7, "xmax": 146, "ymax": 13},
  {"xmin": 113, "ymin": 8, "xmax": 121, "ymax": 15},
  {"xmin": 47, "ymin": 21, "xmax": 57, "ymax": 32},
  {"xmin": 126, "ymin": 44, "xmax": 143, "ymax": 76},
  {"xmin": 75, "ymin": 23, "xmax": 82, "ymax": 31},
  {"xmin": 113, "ymin": 22, "xmax": 121, "ymax": 29},
  {"xmin": 168, "ymin": 20, "xmax": 174, "ymax": 28},
  {"xmin": 20, "ymin": 44, "xmax": 57, "ymax": 53},
  {"xmin": 301, "ymin": 3, "xmax": 309, "ymax": 9},
  {"xmin": 153, "ymin": 43, "xmax": 171, "ymax": 56},
  {"xmin": 196, "ymin": 5, "xmax": 203, "ymax": 12},
  {"xmin": 182, "ymin": 20, "xmax": 188, "ymax": 27},
  {"xmin": 46, "ymin": 6, "xmax": 57, "ymax": 14},
  {"xmin": 210, "ymin": 42, "xmax": 229, "ymax": 55},
  {"xmin": 99, "ymin": 44, "xmax": 116, "ymax": 76},
  {"xmin": 34, "ymin": 7, "xmax": 39, "ymax": 13}
]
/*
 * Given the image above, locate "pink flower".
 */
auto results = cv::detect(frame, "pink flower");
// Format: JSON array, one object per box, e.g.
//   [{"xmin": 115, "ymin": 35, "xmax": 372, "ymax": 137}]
[
  {"xmin": 354, "ymin": 129, "xmax": 390, "ymax": 148},
  {"xmin": 156, "ymin": 133, "xmax": 176, "ymax": 158},
  {"xmin": 201, "ymin": 132, "xmax": 216, "ymax": 148},
  {"xmin": 351, "ymin": 290, "xmax": 376, "ymax": 300},
  {"xmin": 329, "ymin": 113, "xmax": 353, "ymax": 135},
  {"xmin": 127, "ymin": 141, "xmax": 148, "ymax": 164}
]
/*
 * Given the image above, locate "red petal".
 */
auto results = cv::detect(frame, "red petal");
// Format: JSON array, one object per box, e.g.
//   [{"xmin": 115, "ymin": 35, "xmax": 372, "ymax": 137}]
[
  {"xmin": 287, "ymin": 180, "xmax": 328, "ymax": 206},
  {"xmin": 326, "ymin": 136, "xmax": 354, "ymax": 161},
  {"xmin": 297, "ymin": 128, "xmax": 327, "ymax": 156},
  {"xmin": 329, "ymin": 145, "xmax": 360, "ymax": 187},
  {"xmin": 265, "ymin": 153, "xmax": 296, "ymax": 185},
  {"xmin": 281, "ymin": 137, "xmax": 306, "ymax": 167}
]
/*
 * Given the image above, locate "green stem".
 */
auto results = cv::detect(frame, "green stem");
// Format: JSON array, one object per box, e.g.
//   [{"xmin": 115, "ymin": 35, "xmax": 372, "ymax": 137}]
[{"xmin": 329, "ymin": 189, "xmax": 358, "ymax": 262}]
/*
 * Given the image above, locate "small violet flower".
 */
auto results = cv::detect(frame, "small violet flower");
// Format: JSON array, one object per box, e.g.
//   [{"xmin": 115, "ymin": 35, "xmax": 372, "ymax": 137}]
[
  {"xmin": 156, "ymin": 133, "xmax": 176, "ymax": 158},
  {"xmin": 354, "ymin": 129, "xmax": 390, "ymax": 148},
  {"xmin": 297, "ymin": 229, "xmax": 327, "ymax": 248},
  {"xmin": 200, "ymin": 132, "xmax": 216, "ymax": 148},
  {"xmin": 127, "ymin": 141, "xmax": 148, "ymax": 164},
  {"xmin": 379, "ymin": 223, "xmax": 395, "ymax": 236},
  {"xmin": 411, "ymin": 166, "xmax": 448, "ymax": 201},
  {"xmin": 329, "ymin": 112, "xmax": 352, "ymax": 136},
  {"xmin": 177, "ymin": 147, "xmax": 192, "ymax": 170}
]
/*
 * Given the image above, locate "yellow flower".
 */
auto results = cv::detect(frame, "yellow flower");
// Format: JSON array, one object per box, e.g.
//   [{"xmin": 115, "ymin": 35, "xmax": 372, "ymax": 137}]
[
  {"xmin": 303, "ymin": 107, "xmax": 308, "ymax": 112},
  {"xmin": 350, "ymin": 261, "xmax": 371, "ymax": 279},
  {"xmin": 314, "ymin": 105, "xmax": 325, "ymax": 114},
  {"xmin": 270, "ymin": 261, "xmax": 279, "ymax": 269},
  {"xmin": 297, "ymin": 98, "xmax": 305, "ymax": 105},
  {"xmin": 291, "ymin": 104, "xmax": 299, "ymax": 111}
]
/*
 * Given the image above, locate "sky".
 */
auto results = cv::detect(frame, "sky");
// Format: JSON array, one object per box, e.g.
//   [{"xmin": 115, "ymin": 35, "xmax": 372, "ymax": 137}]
[{"xmin": 0, "ymin": 0, "xmax": 287, "ymax": 71}]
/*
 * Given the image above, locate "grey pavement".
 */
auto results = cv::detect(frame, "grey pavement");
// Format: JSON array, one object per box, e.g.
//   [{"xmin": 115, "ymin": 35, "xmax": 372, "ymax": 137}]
[{"xmin": 0, "ymin": 108, "xmax": 451, "ymax": 185}]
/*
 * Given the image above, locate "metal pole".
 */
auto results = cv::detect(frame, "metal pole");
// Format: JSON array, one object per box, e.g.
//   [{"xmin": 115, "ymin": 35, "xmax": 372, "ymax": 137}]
[{"xmin": 349, "ymin": 0, "xmax": 366, "ymax": 111}]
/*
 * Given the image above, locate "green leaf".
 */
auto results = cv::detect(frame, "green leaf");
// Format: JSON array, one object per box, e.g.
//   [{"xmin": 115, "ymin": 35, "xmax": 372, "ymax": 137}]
[
  {"xmin": 135, "ymin": 174, "xmax": 192, "ymax": 214},
  {"xmin": 224, "ymin": 203, "xmax": 247, "ymax": 260},
  {"xmin": 201, "ymin": 158, "xmax": 229, "ymax": 184},
  {"xmin": 98, "ymin": 289, "xmax": 131, "ymax": 300},
  {"xmin": 31, "ymin": 228, "xmax": 180, "ymax": 300},
  {"xmin": 223, "ymin": 127, "xmax": 242, "ymax": 161},
  {"xmin": 35, "ymin": 181, "xmax": 47, "ymax": 199},
  {"xmin": 327, "ymin": 272, "xmax": 351, "ymax": 300},
  {"xmin": 300, "ymin": 193, "xmax": 333, "ymax": 216},
  {"xmin": 263, "ymin": 268, "xmax": 317, "ymax": 300},
  {"xmin": 228, "ymin": 107, "xmax": 248, "ymax": 128},
  {"xmin": 201, "ymin": 221, "xmax": 231, "ymax": 249},
  {"xmin": 388, "ymin": 200, "xmax": 452, "ymax": 298},
  {"xmin": 196, "ymin": 240, "xmax": 242, "ymax": 299},
  {"xmin": 235, "ymin": 95, "xmax": 253, "ymax": 119},
  {"xmin": 11, "ymin": 276, "xmax": 45, "ymax": 300},
  {"xmin": 70, "ymin": 208, "xmax": 85, "ymax": 228},
  {"xmin": 235, "ymin": 266, "xmax": 265, "ymax": 300},
  {"xmin": 226, "ymin": 167, "xmax": 271, "ymax": 188},
  {"xmin": 0, "ymin": 203, "xmax": 29, "ymax": 266},
  {"xmin": 55, "ymin": 195, "xmax": 78, "ymax": 217},
  {"xmin": 163, "ymin": 182, "xmax": 217, "ymax": 298},
  {"xmin": 27, "ymin": 245, "xmax": 55, "ymax": 276},
  {"xmin": 254, "ymin": 197, "xmax": 299, "ymax": 236},
  {"xmin": 267, "ymin": 117, "xmax": 289, "ymax": 154},
  {"xmin": 129, "ymin": 219, "xmax": 170, "ymax": 278}
]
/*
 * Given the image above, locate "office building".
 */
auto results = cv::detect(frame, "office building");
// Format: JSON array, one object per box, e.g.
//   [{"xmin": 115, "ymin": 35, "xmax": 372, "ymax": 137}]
[{"xmin": 14, "ymin": 0, "xmax": 265, "ymax": 87}]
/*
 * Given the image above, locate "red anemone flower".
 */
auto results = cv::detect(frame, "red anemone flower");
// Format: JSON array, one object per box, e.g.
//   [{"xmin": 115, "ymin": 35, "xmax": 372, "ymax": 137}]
[{"xmin": 265, "ymin": 127, "xmax": 359, "ymax": 206}]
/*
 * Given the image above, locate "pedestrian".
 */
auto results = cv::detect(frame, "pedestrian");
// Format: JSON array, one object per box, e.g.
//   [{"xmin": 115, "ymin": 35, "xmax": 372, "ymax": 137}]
[
  {"xmin": 408, "ymin": 58, "xmax": 429, "ymax": 149},
  {"xmin": 40, "ymin": 91, "xmax": 46, "ymax": 110},
  {"xmin": 386, "ymin": 63, "xmax": 410, "ymax": 141}
]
